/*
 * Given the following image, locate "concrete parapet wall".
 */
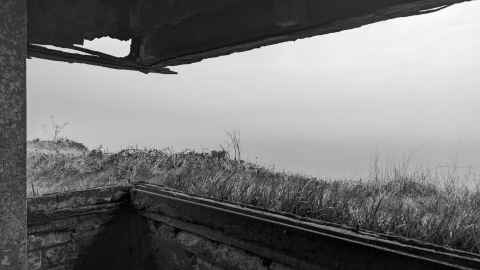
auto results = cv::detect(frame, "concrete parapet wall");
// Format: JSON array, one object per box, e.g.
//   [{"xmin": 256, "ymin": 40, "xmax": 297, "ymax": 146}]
[
  {"xmin": 132, "ymin": 183, "xmax": 480, "ymax": 270},
  {"xmin": 26, "ymin": 184, "xmax": 480, "ymax": 270}
]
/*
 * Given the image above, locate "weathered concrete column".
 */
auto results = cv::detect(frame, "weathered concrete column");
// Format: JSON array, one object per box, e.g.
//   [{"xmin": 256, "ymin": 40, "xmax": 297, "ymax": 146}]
[{"xmin": 0, "ymin": 0, "xmax": 27, "ymax": 269}]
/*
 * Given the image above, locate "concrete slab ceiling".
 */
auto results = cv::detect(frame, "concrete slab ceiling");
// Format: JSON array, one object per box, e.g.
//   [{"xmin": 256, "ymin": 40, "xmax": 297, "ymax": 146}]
[{"xmin": 28, "ymin": 0, "xmax": 474, "ymax": 73}]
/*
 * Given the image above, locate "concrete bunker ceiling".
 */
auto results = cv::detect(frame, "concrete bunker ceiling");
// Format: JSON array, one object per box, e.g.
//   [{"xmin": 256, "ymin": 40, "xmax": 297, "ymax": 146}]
[{"xmin": 28, "ymin": 0, "xmax": 474, "ymax": 74}]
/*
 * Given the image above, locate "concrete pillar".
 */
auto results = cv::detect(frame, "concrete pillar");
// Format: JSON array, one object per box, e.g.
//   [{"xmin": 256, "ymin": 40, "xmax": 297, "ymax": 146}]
[{"xmin": 0, "ymin": 0, "xmax": 27, "ymax": 269}]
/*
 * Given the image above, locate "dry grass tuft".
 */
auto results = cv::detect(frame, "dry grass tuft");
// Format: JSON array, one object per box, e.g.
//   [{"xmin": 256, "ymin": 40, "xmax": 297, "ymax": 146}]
[{"xmin": 27, "ymin": 140, "xmax": 480, "ymax": 254}]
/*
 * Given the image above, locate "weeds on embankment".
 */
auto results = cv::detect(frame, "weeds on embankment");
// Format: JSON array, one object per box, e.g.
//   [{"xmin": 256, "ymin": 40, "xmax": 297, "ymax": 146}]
[{"xmin": 28, "ymin": 140, "xmax": 480, "ymax": 254}]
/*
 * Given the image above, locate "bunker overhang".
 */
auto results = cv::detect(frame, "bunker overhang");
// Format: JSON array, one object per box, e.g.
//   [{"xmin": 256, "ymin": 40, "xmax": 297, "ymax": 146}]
[{"xmin": 28, "ymin": 0, "xmax": 473, "ymax": 73}]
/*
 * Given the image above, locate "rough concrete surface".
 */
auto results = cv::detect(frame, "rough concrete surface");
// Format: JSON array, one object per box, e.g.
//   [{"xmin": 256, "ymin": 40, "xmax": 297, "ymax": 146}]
[
  {"xmin": 0, "ymin": 0, "xmax": 27, "ymax": 269},
  {"xmin": 146, "ymin": 220, "xmax": 295, "ymax": 270},
  {"xmin": 28, "ymin": 0, "xmax": 472, "ymax": 72},
  {"xmin": 26, "ymin": 186, "xmax": 153, "ymax": 270},
  {"xmin": 134, "ymin": 184, "xmax": 480, "ymax": 270},
  {"xmin": 24, "ymin": 184, "xmax": 480, "ymax": 270}
]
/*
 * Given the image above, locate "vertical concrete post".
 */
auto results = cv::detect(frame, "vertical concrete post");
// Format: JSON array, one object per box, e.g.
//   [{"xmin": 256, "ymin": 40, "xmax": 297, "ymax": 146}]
[{"xmin": 0, "ymin": 0, "xmax": 27, "ymax": 269}]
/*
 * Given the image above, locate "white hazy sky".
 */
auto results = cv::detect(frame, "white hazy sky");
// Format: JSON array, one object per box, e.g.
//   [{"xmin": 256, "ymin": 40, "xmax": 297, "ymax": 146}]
[{"xmin": 27, "ymin": 2, "xmax": 480, "ymax": 179}]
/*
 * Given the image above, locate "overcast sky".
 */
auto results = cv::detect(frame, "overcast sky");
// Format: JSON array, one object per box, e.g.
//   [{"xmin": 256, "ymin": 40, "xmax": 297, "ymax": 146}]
[{"xmin": 27, "ymin": 1, "xmax": 480, "ymax": 179}]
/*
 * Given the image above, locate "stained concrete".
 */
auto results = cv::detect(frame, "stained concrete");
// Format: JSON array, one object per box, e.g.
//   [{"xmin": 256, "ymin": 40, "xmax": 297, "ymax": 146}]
[
  {"xmin": 28, "ymin": 0, "xmax": 472, "ymax": 72},
  {"xmin": 0, "ymin": 0, "xmax": 27, "ymax": 269},
  {"xmin": 25, "ymin": 185, "xmax": 480, "ymax": 270},
  {"xmin": 27, "ymin": 186, "xmax": 153, "ymax": 270}
]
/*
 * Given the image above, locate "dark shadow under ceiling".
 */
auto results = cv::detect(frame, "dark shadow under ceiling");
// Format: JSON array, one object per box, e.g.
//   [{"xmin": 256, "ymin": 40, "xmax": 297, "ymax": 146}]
[{"xmin": 28, "ymin": 0, "xmax": 473, "ymax": 74}]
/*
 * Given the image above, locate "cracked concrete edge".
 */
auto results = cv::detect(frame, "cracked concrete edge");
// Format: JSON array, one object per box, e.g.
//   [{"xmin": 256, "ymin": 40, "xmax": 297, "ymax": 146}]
[{"xmin": 0, "ymin": 0, "xmax": 27, "ymax": 269}]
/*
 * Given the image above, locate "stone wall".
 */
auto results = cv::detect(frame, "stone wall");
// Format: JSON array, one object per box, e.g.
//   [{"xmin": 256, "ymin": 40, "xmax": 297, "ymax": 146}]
[
  {"xmin": 27, "ymin": 185, "xmax": 294, "ymax": 270},
  {"xmin": 26, "ymin": 186, "xmax": 153, "ymax": 270},
  {"xmin": 145, "ymin": 219, "xmax": 294, "ymax": 270}
]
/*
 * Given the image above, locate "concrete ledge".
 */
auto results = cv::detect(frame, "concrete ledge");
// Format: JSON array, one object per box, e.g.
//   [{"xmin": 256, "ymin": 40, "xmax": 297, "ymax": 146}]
[
  {"xmin": 132, "ymin": 183, "xmax": 480, "ymax": 270},
  {"xmin": 28, "ymin": 185, "xmax": 130, "ymax": 226}
]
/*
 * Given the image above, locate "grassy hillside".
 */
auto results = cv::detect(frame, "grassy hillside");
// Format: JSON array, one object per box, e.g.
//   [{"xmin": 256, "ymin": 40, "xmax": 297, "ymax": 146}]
[{"xmin": 27, "ymin": 139, "xmax": 480, "ymax": 254}]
